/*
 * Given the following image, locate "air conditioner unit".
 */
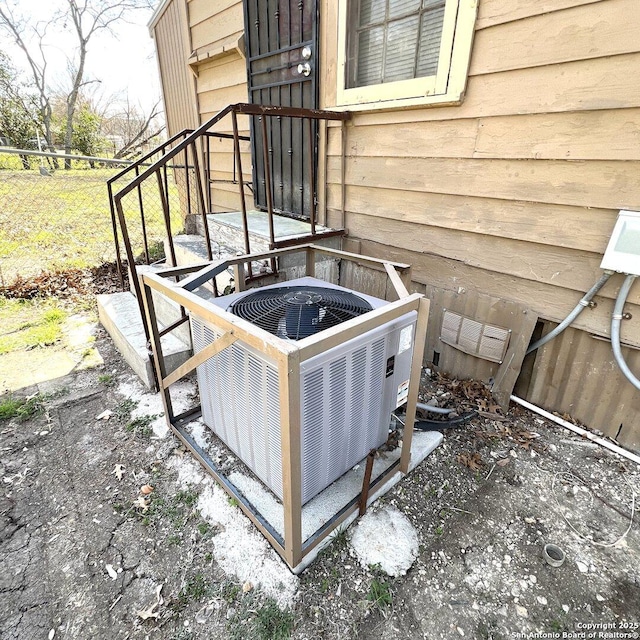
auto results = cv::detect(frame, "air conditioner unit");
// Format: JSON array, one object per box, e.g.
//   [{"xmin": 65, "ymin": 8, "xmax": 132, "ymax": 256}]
[{"xmin": 190, "ymin": 276, "xmax": 417, "ymax": 505}]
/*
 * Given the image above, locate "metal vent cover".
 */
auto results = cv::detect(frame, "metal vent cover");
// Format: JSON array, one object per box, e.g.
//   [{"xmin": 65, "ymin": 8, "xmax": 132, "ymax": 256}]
[
  {"xmin": 440, "ymin": 310, "xmax": 510, "ymax": 363},
  {"xmin": 228, "ymin": 285, "xmax": 373, "ymax": 340}
]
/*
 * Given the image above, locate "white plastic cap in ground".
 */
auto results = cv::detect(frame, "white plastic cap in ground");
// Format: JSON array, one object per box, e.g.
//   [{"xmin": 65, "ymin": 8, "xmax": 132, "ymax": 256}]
[{"xmin": 350, "ymin": 505, "xmax": 419, "ymax": 577}]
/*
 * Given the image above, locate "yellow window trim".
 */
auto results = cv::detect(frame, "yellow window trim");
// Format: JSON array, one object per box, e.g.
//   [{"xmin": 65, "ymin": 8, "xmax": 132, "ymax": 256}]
[{"xmin": 334, "ymin": 0, "xmax": 478, "ymax": 111}]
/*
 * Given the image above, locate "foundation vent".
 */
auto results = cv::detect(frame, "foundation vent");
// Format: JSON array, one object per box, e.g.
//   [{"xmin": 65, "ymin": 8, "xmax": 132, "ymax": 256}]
[{"xmin": 440, "ymin": 310, "xmax": 510, "ymax": 363}]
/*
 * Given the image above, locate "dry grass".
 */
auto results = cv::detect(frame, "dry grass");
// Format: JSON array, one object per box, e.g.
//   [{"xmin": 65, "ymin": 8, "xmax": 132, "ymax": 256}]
[{"xmin": 0, "ymin": 160, "xmax": 183, "ymax": 285}]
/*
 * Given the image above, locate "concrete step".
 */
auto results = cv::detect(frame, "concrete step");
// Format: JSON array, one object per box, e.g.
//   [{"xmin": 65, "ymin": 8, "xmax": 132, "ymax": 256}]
[
  {"xmin": 176, "ymin": 211, "xmax": 343, "ymax": 285},
  {"xmin": 97, "ymin": 291, "xmax": 191, "ymax": 389},
  {"xmin": 194, "ymin": 210, "xmax": 338, "ymax": 254}
]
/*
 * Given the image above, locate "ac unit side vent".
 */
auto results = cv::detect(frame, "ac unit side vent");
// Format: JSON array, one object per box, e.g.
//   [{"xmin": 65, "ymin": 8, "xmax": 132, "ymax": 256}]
[
  {"xmin": 300, "ymin": 337, "xmax": 388, "ymax": 503},
  {"xmin": 192, "ymin": 318, "xmax": 283, "ymax": 499}
]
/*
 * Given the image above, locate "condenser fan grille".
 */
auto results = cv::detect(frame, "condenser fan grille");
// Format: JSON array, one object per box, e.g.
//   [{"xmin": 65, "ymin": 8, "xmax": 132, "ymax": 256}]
[{"xmin": 228, "ymin": 286, "xmax": 374, "ymax": 340}]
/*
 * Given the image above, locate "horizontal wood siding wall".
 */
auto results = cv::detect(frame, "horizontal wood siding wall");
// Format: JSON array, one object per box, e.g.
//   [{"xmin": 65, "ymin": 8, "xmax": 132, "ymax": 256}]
[
  {"xmin": 320, "ymin": 0, "xmax": 640, "ymax": 446},
  {"xmin": 188, "ymin": 0, "xmax": 250, "ymax": 213},
  {"xmin": 152, "ymin": 0, "xmax": 199, "ymax": 136}
]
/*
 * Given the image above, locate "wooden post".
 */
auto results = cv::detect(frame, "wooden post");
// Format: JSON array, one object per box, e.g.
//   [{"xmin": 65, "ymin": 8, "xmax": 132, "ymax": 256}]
[
  {"xmin": 400, "ymin": 296, "xmax": 430, "ymax": 473},
  {"xmin": 278, "ymin": 350, "xmax": 303, "ymax": 569},
  {"xmin": 233, "ymin": 262, "xmax": 245, "ymax": 292},
  {"xmin": 305, "ymin": 247, "xmax": 315, "ymax": 278}
]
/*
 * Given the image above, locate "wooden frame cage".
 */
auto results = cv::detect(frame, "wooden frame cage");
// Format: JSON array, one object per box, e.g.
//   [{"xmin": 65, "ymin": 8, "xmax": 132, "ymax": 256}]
[{"xmin": 140, "ymin": 245, "xmax": 430, "ymax": 572}]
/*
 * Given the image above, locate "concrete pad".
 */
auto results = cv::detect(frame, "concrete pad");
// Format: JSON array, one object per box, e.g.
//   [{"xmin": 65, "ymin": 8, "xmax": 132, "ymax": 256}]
[
  {"xmin": 182, "ymin": 418, "xmax": 442, "ymax": 574},
  {"xmin": 0, "ymin": 313, "xmax": 101, "ymax": 394},
  {"xmin": 97, "ymin": 291, "xmax": 191, "ymax": 389},
  {"xmin": 0, "ymin": 348, "xmax": 78, "ymax": 393}
]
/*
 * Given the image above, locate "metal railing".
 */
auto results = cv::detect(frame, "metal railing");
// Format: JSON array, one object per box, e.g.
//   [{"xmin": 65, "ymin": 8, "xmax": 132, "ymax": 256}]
[{"xmin": 109, "ymin": 102, "xmax": 350, "ymax": 343}]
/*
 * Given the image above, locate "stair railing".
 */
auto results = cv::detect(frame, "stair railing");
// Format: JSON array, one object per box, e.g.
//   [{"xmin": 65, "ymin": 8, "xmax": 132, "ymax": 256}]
[{"xmin": 108, "ymin": 102, "xmax": 349, "ymax": 349}]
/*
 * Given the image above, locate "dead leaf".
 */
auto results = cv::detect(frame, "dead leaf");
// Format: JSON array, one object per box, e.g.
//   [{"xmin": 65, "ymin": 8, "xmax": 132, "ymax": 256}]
[
  {"xmin": 456, "ymin": 452, "xmax": 484, "ymax": 471},
  {"xmin": 242, "ymin": 581, "xmax": 253, "ymax": 593},
  {"xmin": 476, "ymin": 410, "xmax": 508, "ymax": 422},
  {"xmin": 140, "ymin": 484, "xmax": 154, "ymax": 495},
  {"xmin": 96, "ymin": 409, "xmax": 113, "ymax": 421},
  {"xmin": 105, "ymin": 564, "xmax": 118, "ymax": 580},
  {"xmin": 132, "ymin": 495, "xmax": 150, "ymax": 512},
  {"xmin": 137, "ymin": 584, "xmax": 164, "ymax": 621},
  {"xmin": 496, "ymin": 458, "xmax": 510, "ymax": 467},
  {"xmin": 112, "ymin": 464, "xmax": 125, "ymax": 481}
]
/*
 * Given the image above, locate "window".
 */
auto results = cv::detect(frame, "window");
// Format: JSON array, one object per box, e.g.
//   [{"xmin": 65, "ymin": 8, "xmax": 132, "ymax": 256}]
[{"xmin": 336, "ymin": 0, "xmax": 477, "ymax": 110}]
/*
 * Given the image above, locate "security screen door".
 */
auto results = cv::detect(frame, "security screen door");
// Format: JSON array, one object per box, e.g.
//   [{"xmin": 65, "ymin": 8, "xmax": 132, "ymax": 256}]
[{"xmin": 243, "ymin": 0, "xmax": 319, "ymax": 220}]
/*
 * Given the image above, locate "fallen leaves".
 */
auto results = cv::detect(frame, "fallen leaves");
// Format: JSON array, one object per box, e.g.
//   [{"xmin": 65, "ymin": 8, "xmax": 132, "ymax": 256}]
[
  {"xmin": 140, "ymin": 484, "xmax": 154, "ymax": 495},
  {"xmin": 132, "ymin": 495, "xmax": 150, "ymax": 512},
  {"xmin": 96, "ymin": 410, "xmax": 113, "ymax": 421},
  {"xmin": 456, "ymin": 452, "xmax": 484, "ymax": 471},
  {"xmin": 137, "ymin": 584, "xmax": 164, "ymax": 621},
  {"xmin": 112, "ymin": 464, "xmax": 125, "ymax": 481}
]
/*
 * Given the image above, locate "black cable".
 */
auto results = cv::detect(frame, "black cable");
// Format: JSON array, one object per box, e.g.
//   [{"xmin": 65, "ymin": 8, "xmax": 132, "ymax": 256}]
[
  {"xmin": 394, "ymin": 409, "xmax": 478, "ymax": 431},
  {"xmin": 413, "ymin": 410, "xmax": 478, "ymax": 431}
]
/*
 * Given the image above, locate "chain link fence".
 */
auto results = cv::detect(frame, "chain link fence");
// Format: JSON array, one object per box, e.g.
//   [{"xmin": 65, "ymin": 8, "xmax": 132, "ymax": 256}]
[{"xmin": 0, "ymin": 149, "xmax": 184, "ymax": 289}]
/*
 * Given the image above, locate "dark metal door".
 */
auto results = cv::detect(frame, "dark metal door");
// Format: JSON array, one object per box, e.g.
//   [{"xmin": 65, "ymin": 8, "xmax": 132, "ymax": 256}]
[{"xmin": 243, "ymin": 0, "xmax": 319, "ymax": 219}]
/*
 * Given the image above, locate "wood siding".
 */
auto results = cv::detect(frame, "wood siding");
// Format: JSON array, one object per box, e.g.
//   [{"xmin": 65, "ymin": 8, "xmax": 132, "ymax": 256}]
[
  {"xmin": 517, "ymin": 324, "xmax": 640, "ymax": 451},
  {"xmin": 187, "ymin": 0, "xmax": 249, "ymax": 213},
  {"xmin": 320, "ymin": 0, "xmax": 640, "ymax": 447},
  {"xmin": 153, "ymin": 0, "xmax": 640, "ymax": 448},
  {"xmin": 151, "ymin": 0, "xmax": 199, "ymax": 137}
]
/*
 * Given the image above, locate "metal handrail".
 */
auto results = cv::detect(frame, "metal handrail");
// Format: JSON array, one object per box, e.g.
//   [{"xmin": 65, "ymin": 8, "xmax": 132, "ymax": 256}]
[{"xmin": 109, "ymin": 102, "xmax": 350, "ymax": 373}]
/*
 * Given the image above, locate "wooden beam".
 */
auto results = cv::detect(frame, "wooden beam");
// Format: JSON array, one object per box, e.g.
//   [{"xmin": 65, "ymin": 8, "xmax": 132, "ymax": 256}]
[
  {"xmin": 163, "ymin": 331, "xmax": 237, "ymax": 387},
  {"xmin": 400, "ymin": 296, "xmax": 431, "ymax": 473},
  {"xmin": 279, "ymin": 350, "xmax": 303, "ymax": 568},
  {"xmin": 384, "ymin": 262, "xmax": 410, "ymax": 299}
]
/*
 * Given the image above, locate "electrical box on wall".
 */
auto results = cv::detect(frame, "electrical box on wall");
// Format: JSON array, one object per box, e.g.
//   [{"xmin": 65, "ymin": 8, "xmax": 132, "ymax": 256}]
[{"xmin": 601, "ymin": 210, "xmax": 640, "ymax": 275}]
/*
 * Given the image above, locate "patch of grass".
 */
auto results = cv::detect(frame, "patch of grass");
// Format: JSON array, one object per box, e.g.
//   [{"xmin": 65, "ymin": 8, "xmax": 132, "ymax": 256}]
[
  {"xmin": 227, "ymin": 497, "xmax": 239, "ymax": 507},
  {"xmin": 220, "ymin": 581, "xmax": 240, "ymax": 603},
  {"xmin": 254, "ymin": 599, "xmax": 294, "ymax": 640},
  {"xmin": 0, "ymin": 393, "xmax": 47, "ymax": 422},
  {"xmin": 0, "ymin": 167, "xmax": 183, "ymax": 280},
  {"xmin": 197, "ymin": 521, "xmax": 210, "ymax": 536},
  {"xmin": 114, "ymin": 398, "xmax": 138, "ymax": 421},
  {"xmin": 0, "ymin": 298, "xmax": 67, "ymax": 354},
  {"xmin": 125, "ymin": 414, "xmax": 156, "ymax": 437},
  {"xmin": 98, "ymin": 373, "xmax": 116, "ymax": 386},
  {"xmin": 167, "ymin": 534, "xmax": 182, "ymax": 546},
  {"xmin": 176, "ymin": 489, "xmax": 199, "ymax": 508},
  {"xmin": 366, "ymin": 577, "xmax": 392, "ymax": 611},
  {"xmin": 173, "ymin": 573, "xmax": 210, "ymax": 610},
  {"xmin": 137, "ymin": 489, "xmax": 199, "ymax": 529},
  {"xmin": 112, "ymin": 502, "xmax": 125, "ymax": 514},
  {"xmin": 330, "ymin": 526, "xmax": 349, "ymax": 552},
  {"xmin": 435, "ymin": 525, "xmax": 444, "ymax": 536}
]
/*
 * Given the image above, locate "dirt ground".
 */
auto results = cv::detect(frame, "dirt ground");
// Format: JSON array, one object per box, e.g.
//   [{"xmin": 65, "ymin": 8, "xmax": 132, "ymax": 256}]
[{"xmin": 1, "ymin": 328, "xmax": 639, "ymax": 640}]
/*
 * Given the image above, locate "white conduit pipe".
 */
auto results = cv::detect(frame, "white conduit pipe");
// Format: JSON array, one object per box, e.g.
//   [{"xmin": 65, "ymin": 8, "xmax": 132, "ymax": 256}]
[
  {"xmin": 611, "ymin": 274, "xmax": 640, "ymax": 391},
  {"xmin": 510, "ymin": 394, "xmax": 640, "ymax": 467}
]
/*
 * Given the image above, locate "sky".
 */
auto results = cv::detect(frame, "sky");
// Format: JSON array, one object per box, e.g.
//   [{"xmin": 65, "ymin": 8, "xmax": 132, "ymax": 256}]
[{"xmin": 4, "ymin": 0, "xmax": 162, "ymax": 115}]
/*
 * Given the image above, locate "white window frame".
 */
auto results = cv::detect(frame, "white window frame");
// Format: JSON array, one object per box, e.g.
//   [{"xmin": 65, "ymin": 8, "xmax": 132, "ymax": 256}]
[{"xmin": 335, "ymin": 0, "xmax": 478, "ymax": 111}]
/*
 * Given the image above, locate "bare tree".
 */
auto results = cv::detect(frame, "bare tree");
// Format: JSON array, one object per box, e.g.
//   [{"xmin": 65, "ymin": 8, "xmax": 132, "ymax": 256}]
[
  {"xmin": 0, "ymin": 3, "xmax": 55, "ymax": 151},
  {"xmin": 0, "ymin": 0, "xmax": 155, "ymax": 167},
  {"xmin": 61, "ymin": 0, "xmax": 153, "ymax": 167},
  {"xmin": 106, "ymin": 99, "xmax": 164, "ymax": 159}
]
